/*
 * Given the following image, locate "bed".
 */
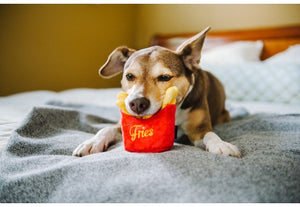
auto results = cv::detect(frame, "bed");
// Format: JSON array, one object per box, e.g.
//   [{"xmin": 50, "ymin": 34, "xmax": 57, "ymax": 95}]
[{"xmin": 1, "ymin": 25, "xmax": 300, "ymax": 203}]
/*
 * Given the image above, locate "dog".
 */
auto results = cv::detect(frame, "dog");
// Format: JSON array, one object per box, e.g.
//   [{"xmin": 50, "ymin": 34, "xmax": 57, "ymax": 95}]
[{"xmin": 72, "ymin": 27, "xmax": 241, "ymax": 158}]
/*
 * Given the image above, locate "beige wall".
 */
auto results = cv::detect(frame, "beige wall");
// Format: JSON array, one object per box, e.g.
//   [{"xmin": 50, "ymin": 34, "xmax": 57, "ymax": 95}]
[
  {"xmin": 135, "ymin": 4, "xmax": 300, "ymax": 48},
  {"xmin": 1, "ymin": 4, "xmax": 300, "ymax": 96},
  {"xmin": 0, "ymin": 5, "xmax": 137, "ymax": 96}
]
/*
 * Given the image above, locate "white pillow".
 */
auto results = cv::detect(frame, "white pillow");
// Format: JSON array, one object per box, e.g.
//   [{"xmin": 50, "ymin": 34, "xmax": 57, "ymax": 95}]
[
  {"xmin": 200, "ymin": 41, "xmax": 263, "ymax": 66},
  {"xmin": 264, "ymin": 44, "xmax": 300, "ymax": 63}
]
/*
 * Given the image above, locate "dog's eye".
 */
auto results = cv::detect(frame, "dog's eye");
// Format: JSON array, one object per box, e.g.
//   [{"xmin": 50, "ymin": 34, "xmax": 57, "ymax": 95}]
[
  {"xmin": 126, "ymin": 73, "xmax": 135, "ymax": 81},
  {"xmin": 158, "ymin": 75, "xmax": 172, "ymax": 82}
]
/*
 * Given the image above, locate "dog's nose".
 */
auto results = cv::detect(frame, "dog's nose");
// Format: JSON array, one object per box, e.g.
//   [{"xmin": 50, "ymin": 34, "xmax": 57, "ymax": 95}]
[{"xmin": 129, "ymin": 97, "xmax": 150, "ymax": 114}]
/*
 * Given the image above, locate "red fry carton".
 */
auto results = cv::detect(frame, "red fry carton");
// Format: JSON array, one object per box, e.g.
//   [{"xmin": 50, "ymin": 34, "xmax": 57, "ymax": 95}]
[{"xmin": 121, "ymin": 104, "xmax": 176, "ymax": 153}]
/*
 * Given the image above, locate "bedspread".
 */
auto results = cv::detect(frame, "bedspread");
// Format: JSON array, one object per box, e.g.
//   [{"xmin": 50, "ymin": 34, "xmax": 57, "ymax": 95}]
[{"xmin": 0, "ymin": 102, "xmax": 299, "ymax": 202}]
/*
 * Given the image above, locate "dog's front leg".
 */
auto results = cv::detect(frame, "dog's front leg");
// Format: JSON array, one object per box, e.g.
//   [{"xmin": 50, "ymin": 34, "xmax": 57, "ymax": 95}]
[
  {"xmin": 183, "ymin": 109, "xmax": 241, "ymax": 158},
  {"xmin": 72, "ymin": 124, "xmax": 122, "ymax": 157}
]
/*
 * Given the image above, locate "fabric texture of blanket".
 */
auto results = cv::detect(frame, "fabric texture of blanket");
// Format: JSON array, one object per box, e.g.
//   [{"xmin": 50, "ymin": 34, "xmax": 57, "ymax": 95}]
[{"xmin": 0, "ymin": 102, "xmax": 299, "ymax": 203}]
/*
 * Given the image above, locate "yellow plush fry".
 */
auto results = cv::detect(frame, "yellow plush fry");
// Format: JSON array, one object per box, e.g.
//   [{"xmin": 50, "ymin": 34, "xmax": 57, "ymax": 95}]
[
  {"xmin": 162, "ymin": 86, "xmax": 178, "ymax": 108},
  {"xmin": 116, "ymin": 92, "xmax": 130, "ymax": 115},
  {"xmin": 117, "ymin": 91, "xmax": 128, "ymax": 100}
]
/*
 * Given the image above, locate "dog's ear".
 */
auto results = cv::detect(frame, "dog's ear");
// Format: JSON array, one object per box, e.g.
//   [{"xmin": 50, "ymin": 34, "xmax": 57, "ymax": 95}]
[
  {"xmin": 176, "ymin": 27, "xmax": 210, "ymax": 71},
  {"xmin": 99, "ymin": 46, "xmax": 136, "ymax": 78}
]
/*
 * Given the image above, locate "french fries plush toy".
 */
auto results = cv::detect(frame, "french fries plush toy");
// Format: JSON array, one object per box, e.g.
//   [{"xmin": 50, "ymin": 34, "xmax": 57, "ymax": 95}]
[{"xmin": 116, "ymin": 86, "xmax": 178, "ymax": 153}]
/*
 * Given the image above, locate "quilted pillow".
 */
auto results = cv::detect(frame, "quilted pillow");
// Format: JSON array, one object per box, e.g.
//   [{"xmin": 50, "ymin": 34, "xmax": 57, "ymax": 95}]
[{"xmin": 201, "ymin": 62, "xmax": 300, "ymax": 104}]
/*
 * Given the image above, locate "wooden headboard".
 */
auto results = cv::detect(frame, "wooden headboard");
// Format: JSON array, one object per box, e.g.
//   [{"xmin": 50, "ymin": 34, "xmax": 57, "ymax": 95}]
[{"xmin": 151, "ymin": 25, "xmax": 300, "ymax": 60}]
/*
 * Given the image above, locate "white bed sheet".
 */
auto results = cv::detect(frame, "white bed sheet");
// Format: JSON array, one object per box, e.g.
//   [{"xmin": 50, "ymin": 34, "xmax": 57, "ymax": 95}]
[{"xmin": 1, "ymin": 88, "xmax": 300, "ymax": 152}]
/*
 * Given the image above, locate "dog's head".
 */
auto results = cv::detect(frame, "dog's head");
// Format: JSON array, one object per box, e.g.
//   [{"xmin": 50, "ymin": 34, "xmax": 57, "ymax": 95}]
[{"xmin": 99, "ymin": 27, "xmax": 210, "ymax": 116}]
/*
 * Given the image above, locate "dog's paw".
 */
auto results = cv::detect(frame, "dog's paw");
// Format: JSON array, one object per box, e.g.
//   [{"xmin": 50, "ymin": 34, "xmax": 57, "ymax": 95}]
[
  {"xmin": 72, "ymin": 126, "xmax": 122, "ymax": 157},
  {"xmin": 72, "ymin": 137, "xmax": 109, "ymax": 157},
  {"xmin": 206, "ymin": 140, "xmax": 241, "ymax": 158},
  {"xmin": 203, "ymin": 132, "xmax": 241, "ymax": 158}
]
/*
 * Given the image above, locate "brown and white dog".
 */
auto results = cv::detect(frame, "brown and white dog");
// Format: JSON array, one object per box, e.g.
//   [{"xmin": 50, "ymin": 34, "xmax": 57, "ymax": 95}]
[{"xmin": 72, "ymin": 27, "xmax": 241, "ymax": 158}]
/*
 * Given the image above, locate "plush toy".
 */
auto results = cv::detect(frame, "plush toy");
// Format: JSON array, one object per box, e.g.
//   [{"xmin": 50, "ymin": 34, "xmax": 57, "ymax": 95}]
[{"xmin": 116, "ymin": 86, "xmax": 178, "ymax": 153}]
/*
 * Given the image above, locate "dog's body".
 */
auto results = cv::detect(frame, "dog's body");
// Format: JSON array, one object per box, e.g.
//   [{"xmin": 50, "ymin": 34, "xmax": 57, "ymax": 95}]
[{"xmin": 73, "ymin": 27, "xmax": 241, "ymax": 158}]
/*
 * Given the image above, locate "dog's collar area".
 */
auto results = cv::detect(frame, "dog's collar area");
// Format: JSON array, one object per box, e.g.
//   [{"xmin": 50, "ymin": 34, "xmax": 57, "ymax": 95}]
[
  {"xmin": 184, "ymin": 74, "xmax": 195, "ymax": 101},
  {"xmin": 178, "ymin": 74, "xmax": 194, "ymax": 110}
]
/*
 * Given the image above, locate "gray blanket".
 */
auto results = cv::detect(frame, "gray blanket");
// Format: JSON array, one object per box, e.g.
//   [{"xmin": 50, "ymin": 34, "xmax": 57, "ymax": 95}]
[{"xmin": 0, "ymin": 102, "xmax": 299, "ymax": 203}]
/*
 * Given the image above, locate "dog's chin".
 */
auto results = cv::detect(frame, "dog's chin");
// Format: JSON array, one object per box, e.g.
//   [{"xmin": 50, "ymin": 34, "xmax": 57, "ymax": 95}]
[{"xmin": 143, "ymin": 107, "xmax": 162, "ymax": 117}]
